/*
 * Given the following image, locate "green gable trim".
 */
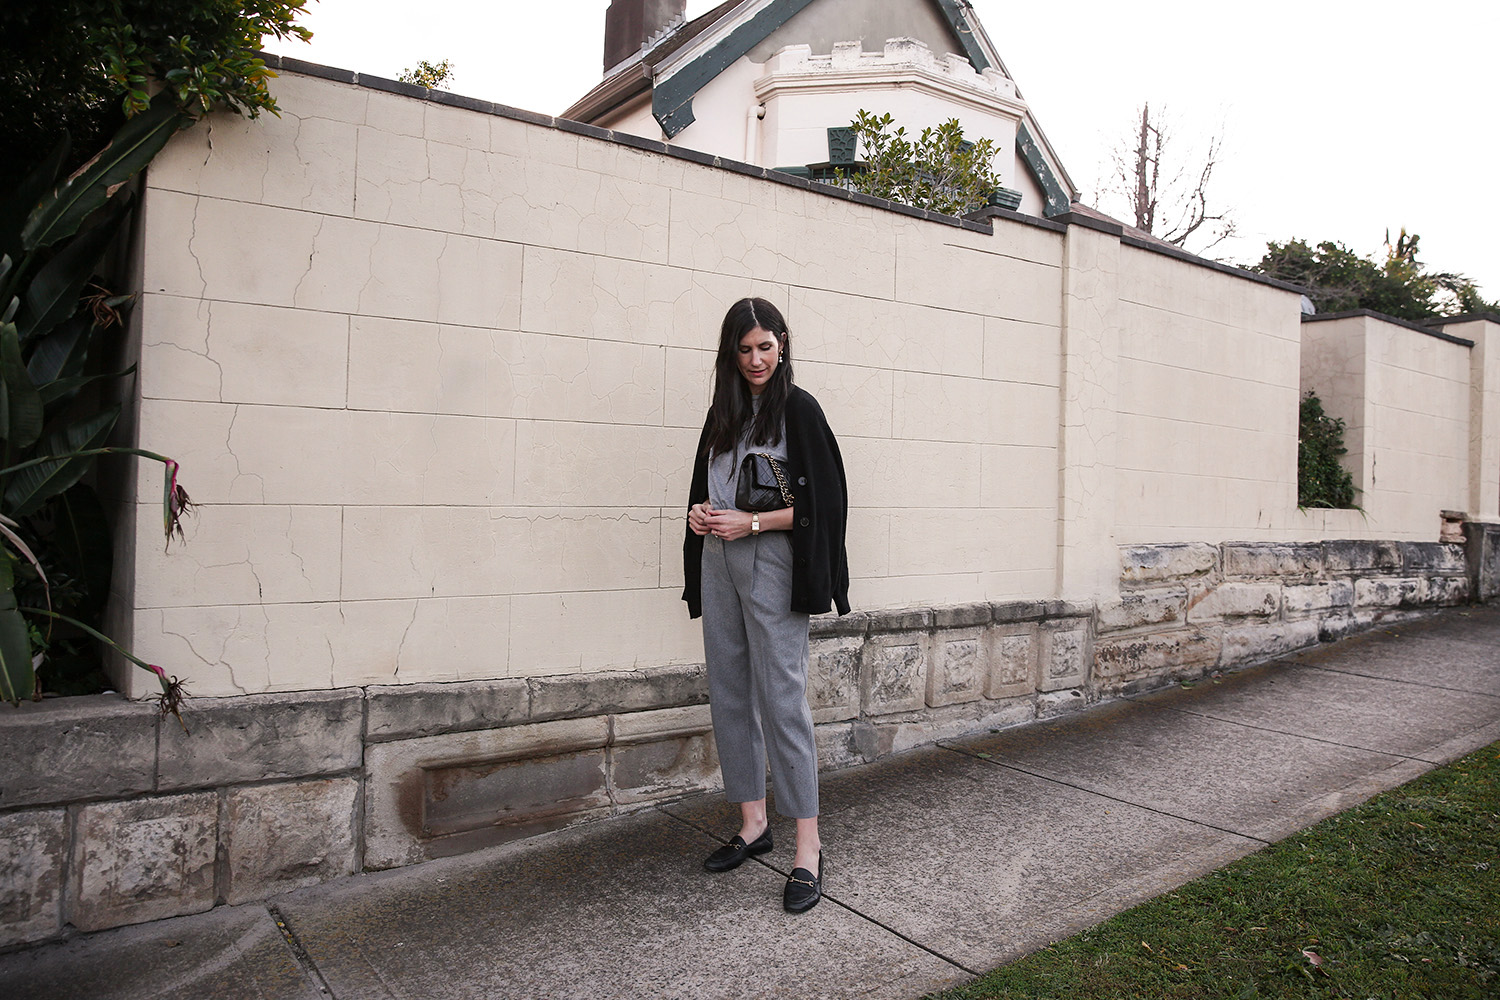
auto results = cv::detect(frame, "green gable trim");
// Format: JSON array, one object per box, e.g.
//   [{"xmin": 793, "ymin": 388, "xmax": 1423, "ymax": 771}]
[
  {"xmin": 934, "ymin": 0, "xmax": 991, "ymax": 71},
  {"xmin": 1016, "ymin": 121, "xmax": 1069, "ymax": 217},
  {"xmin": 653, "ymin": 0, "xmax": 820, "ymax": 138}
]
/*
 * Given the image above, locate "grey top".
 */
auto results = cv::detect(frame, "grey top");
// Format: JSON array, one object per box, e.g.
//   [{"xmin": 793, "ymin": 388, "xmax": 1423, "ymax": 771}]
[{"xmin": 707, "ymin": 398, "xmax": 788, "ymax": 511}]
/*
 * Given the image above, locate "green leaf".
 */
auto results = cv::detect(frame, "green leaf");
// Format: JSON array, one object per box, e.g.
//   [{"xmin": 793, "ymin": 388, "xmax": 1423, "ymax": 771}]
[
  {"xmin": 22, "ymin": 94, "xmax": 187, "ymax": 251},
  {"xmin": 17, "ymin": 193, "xmax": 132, "ymax": 344},
  {"xmin": 38, "ymin": 366, "xmax": 137, "ymax": 413},
  {"xmin": 26, "ymin": 313, "xmax": 92, "ymax": 387},
  {"xmin": 0, "ymin": 555, "xmax": 34, "ymax": 705},
  {"xmin": 3, "ymin": 406, "xmax": 120, "ymax": 517},
  {"xmin": 0, "ymin": 322, "xmax": 44, "ymax": 450}
]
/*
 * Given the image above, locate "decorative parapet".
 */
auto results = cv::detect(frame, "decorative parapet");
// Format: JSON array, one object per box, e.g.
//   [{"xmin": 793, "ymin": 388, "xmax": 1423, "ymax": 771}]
[{"xmin": 758, "ymin": 37, "xmax": 1020, "ymax": 106}]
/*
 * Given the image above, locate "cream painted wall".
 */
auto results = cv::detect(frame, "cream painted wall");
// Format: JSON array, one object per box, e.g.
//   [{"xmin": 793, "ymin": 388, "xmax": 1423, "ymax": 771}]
[
  {"xmin": 116, "ymin": 70, "xmax": 1488, "ymax": 698},
  {"xmin": 119, "ymin": 70, "xmax": 1065, "ymax": 698},
  {"xmin": 1113, "ymin": 245, "xmax": 1303, "ymax": 543},
  {"xmin": 1299, "ymin": 315, "xmax": 1473, "ymax": 539},
  {"xmin": 1444, "ymin": 317, "xmax": 1500, "ymax": 520}
]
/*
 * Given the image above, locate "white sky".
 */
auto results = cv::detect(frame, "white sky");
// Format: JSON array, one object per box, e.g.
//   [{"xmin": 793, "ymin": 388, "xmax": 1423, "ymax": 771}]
[{"xmin": 263, "ymin": 0, "xmax": 1500, "ymax": 296}]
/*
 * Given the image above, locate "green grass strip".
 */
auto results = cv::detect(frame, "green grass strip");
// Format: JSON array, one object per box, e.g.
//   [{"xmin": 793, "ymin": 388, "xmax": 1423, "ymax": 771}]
[{"xmin": 933, "ymin": 742, "xmax": 1500, "ymax": 999}]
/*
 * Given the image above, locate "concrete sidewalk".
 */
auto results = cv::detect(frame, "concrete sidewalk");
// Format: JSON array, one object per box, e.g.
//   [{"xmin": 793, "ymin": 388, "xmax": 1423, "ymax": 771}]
[{"xmin": 5, "ymin": 604, "xmax": 1498, "ymax": 1000}]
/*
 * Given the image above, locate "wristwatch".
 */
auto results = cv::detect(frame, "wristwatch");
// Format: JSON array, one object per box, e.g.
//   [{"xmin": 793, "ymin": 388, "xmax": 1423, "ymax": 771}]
[{"xmin": 751, "ymin": 513, "xmax": 760, "ymax": 535}]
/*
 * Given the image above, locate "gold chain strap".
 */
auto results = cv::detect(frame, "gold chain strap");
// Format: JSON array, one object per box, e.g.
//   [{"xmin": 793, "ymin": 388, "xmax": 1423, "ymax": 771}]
[{"xmin": 767, "ymin": 456, "xmax": 795, "ymax": 508}]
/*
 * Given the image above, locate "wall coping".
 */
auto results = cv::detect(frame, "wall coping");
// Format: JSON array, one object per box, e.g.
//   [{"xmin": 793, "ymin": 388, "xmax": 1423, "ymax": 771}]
[
  {"xmin": 1426, "ymin": 312, "xmax": 1500, "ymax": 327},
  {"xmin": 259, "ymin": 53, "xmax": 1302, "ymax": 298},
  {"xmin": 1303, "ymin": 309, "xmax": 1476, "ymax": 348}
]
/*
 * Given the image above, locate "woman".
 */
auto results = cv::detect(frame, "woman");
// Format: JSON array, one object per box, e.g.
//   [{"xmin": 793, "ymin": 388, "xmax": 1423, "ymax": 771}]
[{"xmin": 683, "ymin": 297, "xmax": 850, "ymax": 914}]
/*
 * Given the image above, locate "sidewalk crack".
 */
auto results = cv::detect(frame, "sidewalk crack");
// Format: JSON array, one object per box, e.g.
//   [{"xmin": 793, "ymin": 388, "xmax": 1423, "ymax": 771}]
[{"xmin": 268, "ymin": 903, "xmax": 337, "ymax": 997}]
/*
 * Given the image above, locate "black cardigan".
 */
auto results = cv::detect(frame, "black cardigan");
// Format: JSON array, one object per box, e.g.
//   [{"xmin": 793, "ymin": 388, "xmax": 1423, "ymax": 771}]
[{"xmin": 682, "ymin": 386, "xmax": 850, "ymax": 618}]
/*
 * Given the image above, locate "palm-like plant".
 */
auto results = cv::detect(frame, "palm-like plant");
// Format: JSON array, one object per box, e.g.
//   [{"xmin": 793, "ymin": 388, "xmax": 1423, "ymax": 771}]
[{"xmin": 0, "ymin": 94, "xmax": 195, "ymax": 715}]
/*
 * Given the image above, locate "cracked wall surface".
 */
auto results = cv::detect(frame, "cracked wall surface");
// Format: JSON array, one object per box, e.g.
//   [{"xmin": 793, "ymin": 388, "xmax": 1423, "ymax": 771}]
[
  {"xmin": 123, "ymin": 69, "xmax": 1068, "ymax": 697},
  {"xmin": 119, "ymin": 68, "xmax": 1494, "ymax": 699}
]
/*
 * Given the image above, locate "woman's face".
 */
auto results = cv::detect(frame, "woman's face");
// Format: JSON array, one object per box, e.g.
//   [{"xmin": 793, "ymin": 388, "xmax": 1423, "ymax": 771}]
[{"xmin": 736, "ymin": 326, "xmax": 780, "ymax": 395}]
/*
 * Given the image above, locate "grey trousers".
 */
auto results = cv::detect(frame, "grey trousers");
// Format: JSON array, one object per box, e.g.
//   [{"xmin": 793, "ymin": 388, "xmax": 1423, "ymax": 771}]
[{"xmin": 700, "ymin": 532, "xmax": 818, "ymax": 818}]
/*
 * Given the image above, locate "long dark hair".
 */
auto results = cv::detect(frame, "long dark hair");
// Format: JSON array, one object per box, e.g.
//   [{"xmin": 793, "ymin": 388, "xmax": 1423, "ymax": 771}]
[{"xmin": 703, "ymin": 297, "xmax": 793, "ymax": 457}]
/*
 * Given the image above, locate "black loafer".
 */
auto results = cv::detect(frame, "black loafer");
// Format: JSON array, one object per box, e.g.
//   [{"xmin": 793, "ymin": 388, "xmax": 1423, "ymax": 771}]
[
  {"xmin": 783, "ymin": 852, "xmax": 823, "ymax": 913},
  {"xmin": 703, "ymin": 828, "xmax": 773, "ymax": 872}
]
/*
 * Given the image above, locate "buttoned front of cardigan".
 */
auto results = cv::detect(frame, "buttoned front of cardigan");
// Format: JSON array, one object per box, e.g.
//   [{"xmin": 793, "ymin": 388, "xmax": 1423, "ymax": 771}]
[{"xmin": 682, "ymin": 386, "xmax": 850, "ymax": 618}]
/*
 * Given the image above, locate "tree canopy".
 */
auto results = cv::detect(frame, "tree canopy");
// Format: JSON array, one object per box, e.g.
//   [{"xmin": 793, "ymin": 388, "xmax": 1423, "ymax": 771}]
[
  {"xmin": 398, "ymin": 59, "xmax": 456, "ymax": 90},
  {"xmin": 0, "ymin": 1, "xmax": 312, "ymax": 185},
  {"xmin": 1255, "ymin": 231, "xmax": 1498, "ymax": 322}
]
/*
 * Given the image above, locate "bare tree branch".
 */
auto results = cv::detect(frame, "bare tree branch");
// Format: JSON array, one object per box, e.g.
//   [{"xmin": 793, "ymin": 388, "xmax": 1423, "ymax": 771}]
[{"xmin": 1102, "ymin": 104, "xmax": 1235, "ymax": 255}]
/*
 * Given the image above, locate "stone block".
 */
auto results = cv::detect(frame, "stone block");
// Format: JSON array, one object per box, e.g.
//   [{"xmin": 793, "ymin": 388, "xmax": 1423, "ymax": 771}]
[
  {"xmin": 852, "ymin": 697, "xmax": 1034, "ymax": 760},
  {"xmin": 367, "ymin": 678, "xmax": 530, "ymax": 742},
  {"xmin": 1188, "ymin": 582, "xmax": 1281, "ymax": 621},
  {"xmin": 1037, "ymin": 620, "xmax": 1092, "ymax": 693},
  {"xmin": 611, "ymin": 706, "xmax": 718, "ymax": 805},
  {"xmin": 926, "ymin": 628, "xmax": 988, "ymax": 707},
  {"xmin": 985, "ymin": 623, "xmax": 1038, "ymax": 699},
  {"xmin": 1096, "ymin": 586, "xmax": 1188, "ymax": 633},
  {"xmin": 991, "ymin": 599, "xmax": 1048, "ymax": 624},
  {"xmin": 612, "ymin": 704, "xmax": 713, "ymax": 744},
  {"xmin": 809, "ymin": 613, "xmax": 869, "ymax": 639},
  {"xmin": 1318, "ymin": 614, "xmax": 1362, "ymax": 643},
  {"xmin": 70, "ymin": 793, "xmax": 218, "ymax": 931},
  {"xmin": 1282, "ymin": 581, "xmax": 1355, "ymax": 617},
  {"xmin": 0, "ymin": 809, "xmax": 65, "ymax": 947},
  {"xmin": 1354, "ymin": 577, "xmax": 1424, "ymax": 609},
  {"xmin": 1220, "ymin": 620, "xmax": 1321, "ymax": 666},
  {"xmin": 1464, "ymin": 521, "xmax": 1500, "ymax": 600},
  {"xmin": 1399, "ymin": 541, "xmax": 1468, "ymax": 575},
  {"xmin": 860, "ymin": 632, "xmax": 929, "ymax": 716},
  {"xmin": 1119, "ymin": 543, "xmax": 1217, "ymax": 586},
  {"xmin": 1222, "ymin": 542, "xmax": 1322, "ymax": 580},
  {"xmin": 1094, "ymin": 628, "xmax": 1222, "ymax": 683},
  {"xmin": 932, "ymin": 603, "xmax": 993, "ymax": 629},
  {"xmin": 813, "ymin": 722, "xmax": 861, "ymax": 770},
  {"xmin": 1041, "ymin": 600, "xmax": 1095, "ymax": 619},
  {"xmin": 0, "ymin": 696, "xmax": 156, "ymax": 808},
  {"xmin": 1424, "ymin": 575, "xmax": 1471, "ymax": 606},
  {"xmin": 808, "ymin": 635, "xmax": 861, "ymax": 723},
  {"xmin": 1322, "ymin": 539, "xmax": 1402, "ymax": 575},
  {"xmin": 157, "ymin": 690, "xmax": 362, "ymax": 790},
  {"xmin": 1037, "ymin": 689, "xmax": 1088, "ymax": 718},
  {"xmin": 864, "ymin": 607, "xmax": 934, "ymax": 633},
  {"xmin": 363, "ymin": 717, "xmax": 609, "ymax": 869},
  {"xmin": 528, "ymin": 664, "xmax": 708, "ymax": 723},
  {"xmin": 223, "ymin": 779, "xmax": 359, "ymax": 904}
]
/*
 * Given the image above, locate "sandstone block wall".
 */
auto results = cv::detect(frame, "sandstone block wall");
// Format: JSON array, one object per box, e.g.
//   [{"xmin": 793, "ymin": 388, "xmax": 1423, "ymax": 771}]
[
  {"xmin": 4, "ymin": 533, "xmax": 1487, "ymax": 948},
  {"xmin": 1100, "ymin": 539, "xmax": 1472, "ymax": 695}
]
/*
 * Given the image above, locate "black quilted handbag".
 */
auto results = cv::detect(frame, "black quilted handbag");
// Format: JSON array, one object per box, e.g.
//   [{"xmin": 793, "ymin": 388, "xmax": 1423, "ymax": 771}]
[{"xmin": 735, "ymin": 453, "xmax": 796, "ymax": 511}]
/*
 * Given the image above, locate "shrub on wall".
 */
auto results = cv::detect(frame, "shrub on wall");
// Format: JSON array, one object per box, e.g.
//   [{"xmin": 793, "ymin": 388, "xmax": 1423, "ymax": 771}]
[
  {"xmin": 1298, "ymin": 392, "xmax": 1358, "ymax": 509},
  {"xmin": 833, "ymin": 111, "xmax": 1006, "ymax": 217}
]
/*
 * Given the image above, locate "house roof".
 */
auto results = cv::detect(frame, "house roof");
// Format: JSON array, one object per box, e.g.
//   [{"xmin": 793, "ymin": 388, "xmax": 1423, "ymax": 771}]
[
  {"xmin": 563, "ymin": 0, "xmax": 739, "ymax": 124},
  {"xmin": 561, "ymin": 0, "xmax": 1078, "ymax": 210}
]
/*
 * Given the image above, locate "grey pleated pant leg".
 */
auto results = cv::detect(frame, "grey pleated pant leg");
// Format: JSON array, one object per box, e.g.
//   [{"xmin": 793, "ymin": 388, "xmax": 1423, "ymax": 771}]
[{"xmin": 700, "ymin": 532, "xmax": 818, "ymax": 818}]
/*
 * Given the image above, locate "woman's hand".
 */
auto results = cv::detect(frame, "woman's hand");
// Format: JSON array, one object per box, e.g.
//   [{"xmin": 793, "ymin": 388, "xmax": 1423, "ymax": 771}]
[
  {"xmin": 704, "ymin": 508, "xmax": 755, "ymax": 541},
  {"xmin": 688, "ymin": 502, "xmax": 713, "ymax": 536}
]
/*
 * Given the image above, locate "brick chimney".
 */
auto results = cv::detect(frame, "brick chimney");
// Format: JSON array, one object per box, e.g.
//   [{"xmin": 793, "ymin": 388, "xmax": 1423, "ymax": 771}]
[{"xmin": 603, "ymin": 0, "xmax": 687, "ymax": 72}]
